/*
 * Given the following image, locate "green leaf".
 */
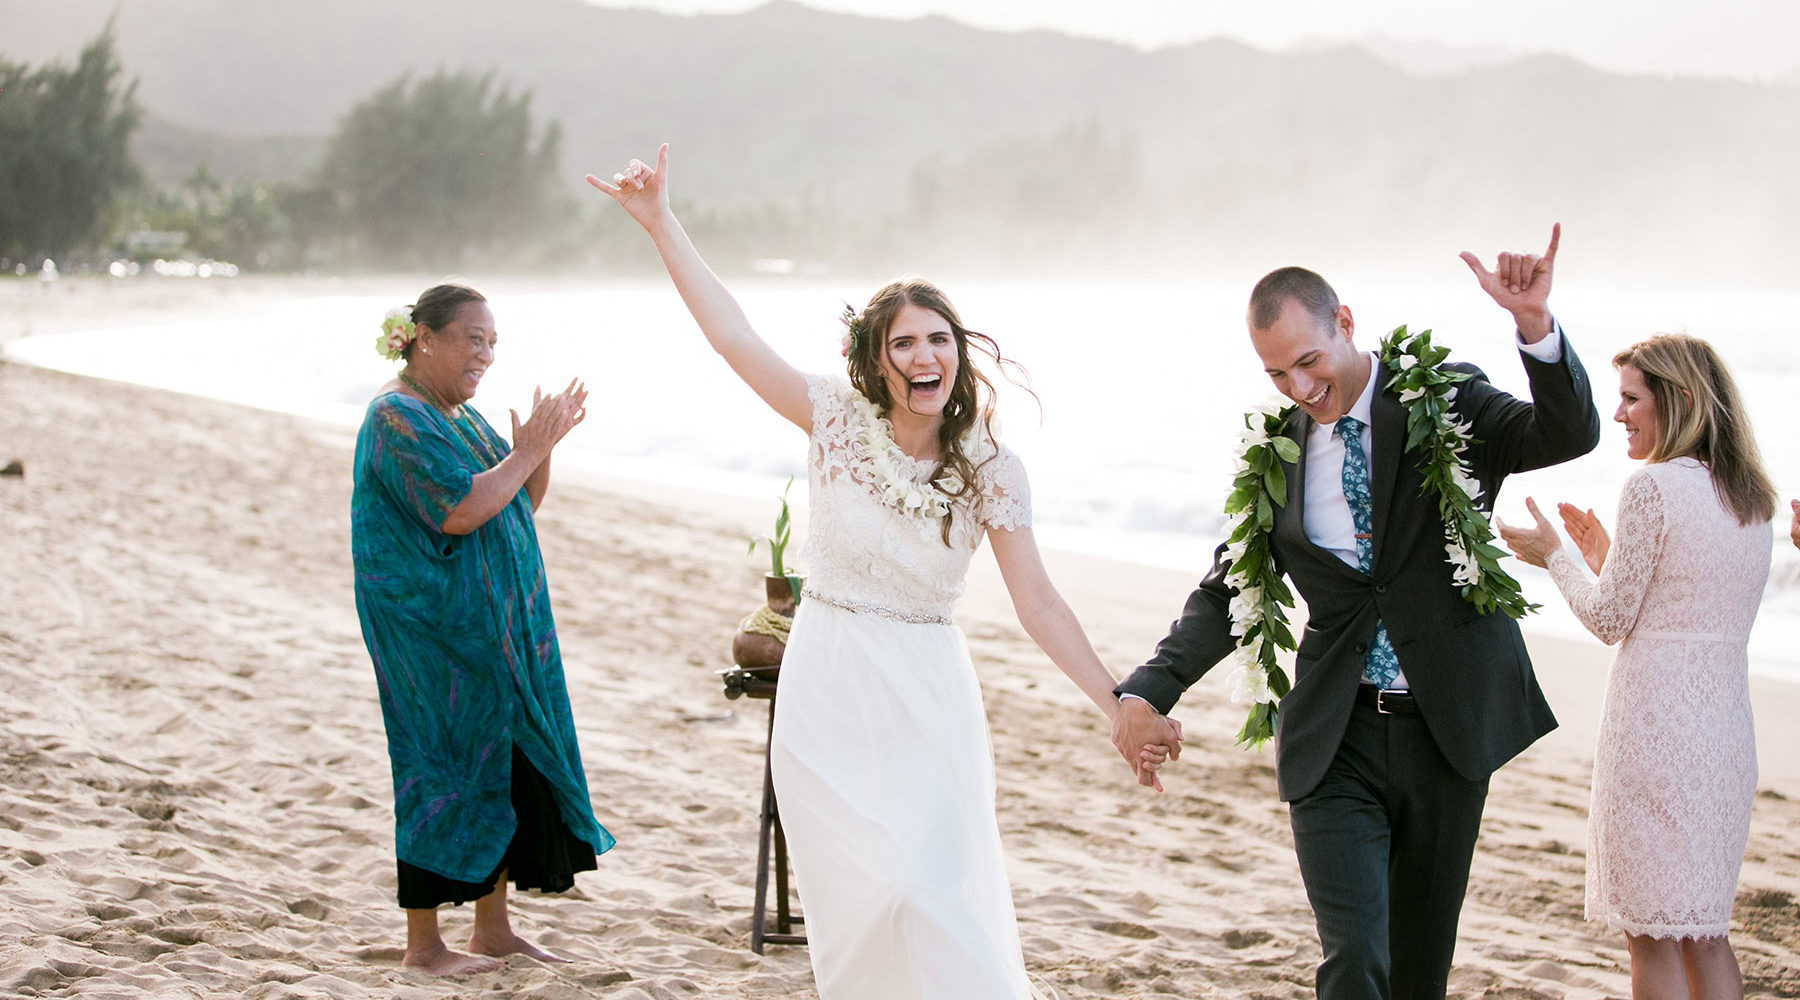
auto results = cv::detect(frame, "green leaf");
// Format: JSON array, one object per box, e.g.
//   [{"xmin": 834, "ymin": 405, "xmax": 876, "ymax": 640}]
[
  {"xmin": 1233, "ymin": 548, "xmax": 1264, "ymax": 581},
  {"xmin": 1405, "ymin": 419, "xmax": 1433, "ymax": 452},
  {"xmin": 1263, "ymin": 462, "xmax": 1287, "ymax": 502},
  {"xmin": 1271, "ymin": 436, "xmax": 1301, "ymax": 463},
  {"xmin": 1235, "ymin": 703, "xmax": 1274, "ymax": 749}
]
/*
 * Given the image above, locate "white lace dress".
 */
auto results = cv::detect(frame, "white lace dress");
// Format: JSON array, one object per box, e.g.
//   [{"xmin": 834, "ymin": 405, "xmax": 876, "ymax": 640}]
[
  {"xmin": 1545, "ymin": 457, "xmax": 1772, "ymax": 939},
  {"xmin": 769, "ymin": 374, "xmax": 1034, "ymax": 1000}
]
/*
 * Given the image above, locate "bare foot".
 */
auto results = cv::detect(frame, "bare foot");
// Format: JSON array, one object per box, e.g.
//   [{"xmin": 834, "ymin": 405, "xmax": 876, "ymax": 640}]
[
  {"xmin": 401, "ymin": 943, "xmax": 503, "ymax": 976},
  {"xmin": 468, "ymin": 928, "xmax": 570, "ymax": 963}
]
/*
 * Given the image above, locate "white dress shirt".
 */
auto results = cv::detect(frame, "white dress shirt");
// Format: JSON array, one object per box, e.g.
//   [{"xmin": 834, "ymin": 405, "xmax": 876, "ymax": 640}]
[
  {"xmin": 1122, "ymin": 328, "xmax": 1562, "ymax": 703},
  {"xmin": 1305, "ymin": 331, "xmax": 1560, "ymax": 691}
]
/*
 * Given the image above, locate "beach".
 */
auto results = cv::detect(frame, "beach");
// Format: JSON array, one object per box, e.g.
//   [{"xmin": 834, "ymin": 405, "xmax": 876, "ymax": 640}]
[{"xmin": 2, "ymin": 278, "xmax": 1798, "ymax": 999}]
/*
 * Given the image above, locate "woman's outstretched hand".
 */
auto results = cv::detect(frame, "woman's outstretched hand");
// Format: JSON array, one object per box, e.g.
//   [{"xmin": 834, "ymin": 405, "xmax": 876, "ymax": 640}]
[
  {"xmin": 1496, "ymin": 496, "xmax": 1562, "ymax": 569},
  {"xmin": 586, "ymin": 143, "xmax": 671, "ymax": 232},
  {"xmin": 511, "ymin": 378, "xmax": 588, "ymax": 461},
  {"xmin": 1557, "ymin": 502, "xmax": 1610, "ymax": 574}
]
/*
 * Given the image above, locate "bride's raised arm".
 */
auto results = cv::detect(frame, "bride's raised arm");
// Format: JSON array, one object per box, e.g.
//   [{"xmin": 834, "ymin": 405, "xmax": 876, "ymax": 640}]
[{"xmin": 587, "ymin": 143, "xmax": 811, "ymax": 431}]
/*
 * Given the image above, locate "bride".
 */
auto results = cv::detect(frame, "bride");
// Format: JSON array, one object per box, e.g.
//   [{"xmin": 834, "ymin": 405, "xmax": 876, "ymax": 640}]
[{"xmin": 588, "ymin": 145, "xmax": 1156, "ymax": 999}]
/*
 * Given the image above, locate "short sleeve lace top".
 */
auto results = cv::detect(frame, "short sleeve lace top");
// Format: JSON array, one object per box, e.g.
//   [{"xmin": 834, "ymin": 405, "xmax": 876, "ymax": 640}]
[{"xmin": 799, "ymin": 373, "xmax": 1031, "ymax": 620}]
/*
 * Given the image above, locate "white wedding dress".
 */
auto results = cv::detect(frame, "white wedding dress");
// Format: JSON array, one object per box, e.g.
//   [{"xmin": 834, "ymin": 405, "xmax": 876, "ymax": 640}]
[
  {"xmin": 1545, "ymin": 457, "xmax": 1772, "ymax": 939},
  {"xmin": 769, "ymin": 374, "xmax": 1034, "ymax": 1000}
]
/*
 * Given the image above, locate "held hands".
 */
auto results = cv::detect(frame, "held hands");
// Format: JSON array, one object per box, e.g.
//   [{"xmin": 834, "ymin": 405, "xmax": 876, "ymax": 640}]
[
  {"xmin": 1459, "ymin": 223, "xmax": 1560, "ymax": 341},
  {"xmin": 1559, "ymin": 502, "xmax": 1611, "ymax": 574},
  {"xmin": 510, "ymin": 378, "xmax": 588, "ymax": 462},
  {"xmin": 1110, "ymin": 696, "xmax": 1183, "ymax": 793},
  {"xmin": 585, "ymin": 143, "xmax": 672, "ymax": 233}
]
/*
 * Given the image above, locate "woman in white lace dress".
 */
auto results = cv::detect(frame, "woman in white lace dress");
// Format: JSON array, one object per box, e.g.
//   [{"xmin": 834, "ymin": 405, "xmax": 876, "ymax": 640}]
[
  {"xmin": 1500, "ymin": 334, "xmax": 1776, "ymax": 1000},
  {"xmin": 588, "ymin": 146, "xmax": 1141, "ymax": 999}
]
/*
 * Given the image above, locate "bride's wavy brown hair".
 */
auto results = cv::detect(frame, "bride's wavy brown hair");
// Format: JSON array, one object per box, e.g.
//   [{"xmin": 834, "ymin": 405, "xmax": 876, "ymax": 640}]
[{"xmin": 845, "ymin": 278, "xmax": 1034, "ymax": 544}]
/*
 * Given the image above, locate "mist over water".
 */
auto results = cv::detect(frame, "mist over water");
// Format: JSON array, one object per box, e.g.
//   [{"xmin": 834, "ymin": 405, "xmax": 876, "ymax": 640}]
[{"xmin": 12, "ymin": 278, "xmax": 1799, "ymax": 677}]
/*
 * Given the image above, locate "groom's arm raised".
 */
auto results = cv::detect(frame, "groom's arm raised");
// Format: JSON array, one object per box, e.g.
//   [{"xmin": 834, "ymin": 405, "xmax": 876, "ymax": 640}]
[{"xmin": 1456, "ymin": 223, "xmax": 1602, "ymax": 477}]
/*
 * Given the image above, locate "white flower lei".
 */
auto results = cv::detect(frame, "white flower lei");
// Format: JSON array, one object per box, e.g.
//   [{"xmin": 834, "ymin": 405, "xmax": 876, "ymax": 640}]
[
  {"xmin": 1221, "ymin": 326, "xmax": 1536, "ymax": 750},
  {"xmin": 848, "ymin": 393, "xmax": 964, "ymax": 521}
]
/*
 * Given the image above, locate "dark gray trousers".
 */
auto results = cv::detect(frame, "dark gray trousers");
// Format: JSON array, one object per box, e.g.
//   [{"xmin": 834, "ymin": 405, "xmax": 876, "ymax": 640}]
[{"xmin": 1288, "ymin": 699, "xmax": 1490, "ymax": 1000}]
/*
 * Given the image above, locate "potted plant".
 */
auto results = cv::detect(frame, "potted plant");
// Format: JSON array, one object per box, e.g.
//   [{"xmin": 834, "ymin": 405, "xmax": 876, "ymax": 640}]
[{"xmin": 733, "ymin": 478, "xmax": 803, "ymax": 668}]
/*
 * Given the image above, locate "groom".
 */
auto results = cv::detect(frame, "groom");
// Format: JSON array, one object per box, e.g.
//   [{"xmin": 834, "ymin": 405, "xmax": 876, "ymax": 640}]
[{"xmin": 1112, "ymin": 226, "xmax": 1599, "ymax": 1000}]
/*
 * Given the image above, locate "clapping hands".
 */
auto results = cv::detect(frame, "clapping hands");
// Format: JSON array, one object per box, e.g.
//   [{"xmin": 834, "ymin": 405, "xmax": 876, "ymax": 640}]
[
  {"xmin": 511, "ymin": 378, "xmax": 589, "ymax": 462},
  {"xmin": 1499, "ymin": 495, "xmax": 1612, "ymax": 574},
  {"xmin": 1496, "ymin": 497, "xmax": 1562, "ymax": 568},
  {"xmin": 1558, "ymin": 502, "xmax": 1610, "ymax": 574}
]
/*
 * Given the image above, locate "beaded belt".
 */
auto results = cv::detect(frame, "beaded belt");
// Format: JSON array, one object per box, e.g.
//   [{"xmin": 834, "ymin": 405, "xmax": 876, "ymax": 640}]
[{"xmin": 801, "ymin": 588, "xmax": 953, "ymax": 626}]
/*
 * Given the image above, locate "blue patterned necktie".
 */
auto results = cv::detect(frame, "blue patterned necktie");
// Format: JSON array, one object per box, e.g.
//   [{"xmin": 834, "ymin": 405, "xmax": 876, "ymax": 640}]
[{"xmin": 1335, "ymin": 416, "xmax": 1400, "ymax": 688}]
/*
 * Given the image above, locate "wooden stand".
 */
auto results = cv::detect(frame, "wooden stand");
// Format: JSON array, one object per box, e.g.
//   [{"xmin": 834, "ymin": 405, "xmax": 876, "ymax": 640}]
[{"xmin": 720, "ymin": 665, "xmax": 805, "ymax": 952}]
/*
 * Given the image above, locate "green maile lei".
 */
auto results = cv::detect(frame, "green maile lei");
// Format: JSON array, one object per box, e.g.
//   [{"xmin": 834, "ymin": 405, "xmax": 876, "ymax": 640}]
[{"xmin": 1222, "ymin": 326, "xmax": 1538, "ymax": 749}]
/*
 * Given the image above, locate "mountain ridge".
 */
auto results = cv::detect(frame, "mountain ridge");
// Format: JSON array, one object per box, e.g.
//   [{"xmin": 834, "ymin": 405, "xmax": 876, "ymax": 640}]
[{"xmin": 6, "ymin": 0, "xmax": 1796, "ymax": 280}]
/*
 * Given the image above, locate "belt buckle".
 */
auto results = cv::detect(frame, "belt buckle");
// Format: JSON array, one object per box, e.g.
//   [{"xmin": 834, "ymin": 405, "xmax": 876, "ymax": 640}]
[{"xmin": 1375, "ymin": 689, "xmax": 1399, "ymax": 715}]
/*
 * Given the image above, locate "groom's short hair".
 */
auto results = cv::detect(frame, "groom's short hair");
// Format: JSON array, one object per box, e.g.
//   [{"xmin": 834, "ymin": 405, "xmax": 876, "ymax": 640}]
[{"xmin": 1249, "ymin": 267, "xmax": 1340, "ymax": 331}]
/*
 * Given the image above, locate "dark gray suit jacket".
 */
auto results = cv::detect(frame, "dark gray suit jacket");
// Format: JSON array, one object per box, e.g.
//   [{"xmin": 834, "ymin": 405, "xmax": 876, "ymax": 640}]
[{"xmin": 1118, "ymin": 332, "xmax": 1601, "ymax": 801}]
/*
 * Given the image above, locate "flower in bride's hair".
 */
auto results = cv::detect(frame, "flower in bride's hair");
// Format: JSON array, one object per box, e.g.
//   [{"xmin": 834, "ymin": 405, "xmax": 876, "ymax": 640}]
[
  {"xmin": 839, "ymin": 303, "xmax": 861, "ymax": 357},
  {"xmin": 377, "ymin": 307, "xmax": 417, "ymax": 361}
]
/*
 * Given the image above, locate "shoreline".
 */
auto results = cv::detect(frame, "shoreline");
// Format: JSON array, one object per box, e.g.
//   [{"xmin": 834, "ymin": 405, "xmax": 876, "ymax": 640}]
[
  {"xmin": 3, "ymin": 282, "xmax": 1798, "ymax": 997},
  {"xmin": 9, "ymin": 273, "xmax": 1800, "ymax": 687}
]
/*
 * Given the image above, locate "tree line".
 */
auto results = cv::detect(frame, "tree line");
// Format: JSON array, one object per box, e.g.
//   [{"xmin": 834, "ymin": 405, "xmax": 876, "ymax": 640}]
[
  {"xmin": 0, "ymin": 28, "xmax": 596, "ymax": 273},
  {"xmin": 2, "ymin": 27, "xmax": 1154, "ymax": 278}
]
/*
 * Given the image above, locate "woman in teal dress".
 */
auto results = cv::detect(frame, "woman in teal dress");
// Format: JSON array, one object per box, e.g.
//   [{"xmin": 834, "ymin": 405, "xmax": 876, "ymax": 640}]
[{"xmin": 351, "ymin": 283, "xmax": 613, "ymax": 976}]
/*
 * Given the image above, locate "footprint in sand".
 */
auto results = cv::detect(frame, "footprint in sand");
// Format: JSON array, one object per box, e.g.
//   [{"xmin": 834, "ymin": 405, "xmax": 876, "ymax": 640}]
[{"xmin": 1092, "ymin": 920, "xmax": 1158, "ymax": 939}]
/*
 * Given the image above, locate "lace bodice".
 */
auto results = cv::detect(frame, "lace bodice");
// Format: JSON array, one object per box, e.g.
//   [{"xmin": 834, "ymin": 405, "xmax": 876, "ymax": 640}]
[{"xmin": 800, "ymin": 374, "xmax": 1031, "ymax": 620}]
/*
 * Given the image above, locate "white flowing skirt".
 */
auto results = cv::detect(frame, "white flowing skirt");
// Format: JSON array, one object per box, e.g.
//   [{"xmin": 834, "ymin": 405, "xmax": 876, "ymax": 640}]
[{"xmin": 769, "ymin": 599, "xmax": 1032, "ymax": 1000}]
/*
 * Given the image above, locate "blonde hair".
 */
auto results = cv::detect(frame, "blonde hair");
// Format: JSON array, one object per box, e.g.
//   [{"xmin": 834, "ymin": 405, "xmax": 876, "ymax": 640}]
[{"xmin": 1613, "ymin": 334, "xmax": 1775, "ymax": 525}]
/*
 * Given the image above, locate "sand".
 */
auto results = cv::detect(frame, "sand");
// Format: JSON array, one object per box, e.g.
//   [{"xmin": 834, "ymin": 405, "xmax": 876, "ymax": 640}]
[{"xmin": 2, "ymin": 276, "xmax": 1798, "ymax": 999}]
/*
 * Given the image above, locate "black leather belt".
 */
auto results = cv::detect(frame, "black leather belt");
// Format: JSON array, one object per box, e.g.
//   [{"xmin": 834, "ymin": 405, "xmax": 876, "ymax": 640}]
[{"xmin": 1355, "ymin": 685, "xmax": 1417, "ymax": 715}]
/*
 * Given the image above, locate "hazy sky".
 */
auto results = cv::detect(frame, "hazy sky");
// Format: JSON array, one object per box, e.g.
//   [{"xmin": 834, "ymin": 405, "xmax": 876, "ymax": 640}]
[{"xmin": 595, "ymin": 0, "xmax": 1800, "ymax": 82}]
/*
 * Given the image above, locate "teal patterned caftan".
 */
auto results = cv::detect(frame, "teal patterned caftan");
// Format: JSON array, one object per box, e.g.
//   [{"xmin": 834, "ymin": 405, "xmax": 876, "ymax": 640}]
[{"xmin": 351, "ymin": 391, "xmax": 613, "ymax": 882}]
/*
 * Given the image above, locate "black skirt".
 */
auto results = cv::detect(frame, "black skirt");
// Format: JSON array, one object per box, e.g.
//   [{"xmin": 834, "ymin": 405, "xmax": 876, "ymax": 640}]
[{"xmin": 396, "ymin": 746, "xmax": 599, "ymax": 909}]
